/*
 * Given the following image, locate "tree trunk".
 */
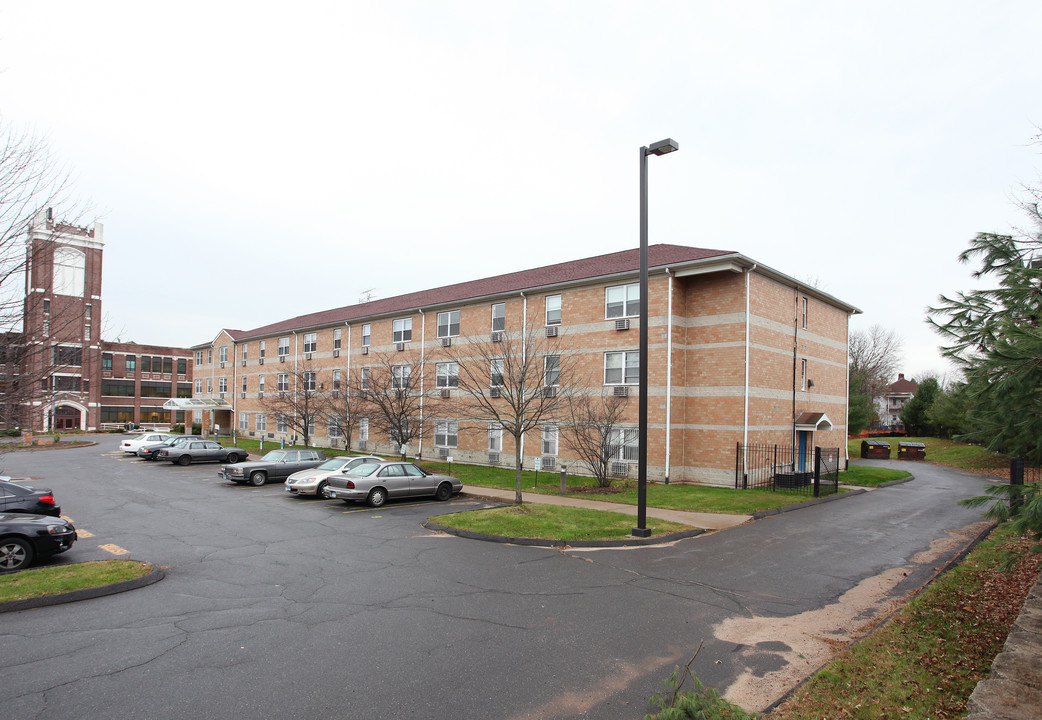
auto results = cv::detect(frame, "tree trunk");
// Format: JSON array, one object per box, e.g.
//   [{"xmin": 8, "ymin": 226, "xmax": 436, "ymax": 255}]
[{"xmin": 513, "ymin": 436, "xmax": 524, "ymax": 505}]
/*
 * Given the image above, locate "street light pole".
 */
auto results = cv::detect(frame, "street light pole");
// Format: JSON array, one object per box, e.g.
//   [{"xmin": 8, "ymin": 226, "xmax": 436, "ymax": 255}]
[{"xmin": 634, "ymin": 138, "xmax": 678, "ymax": 538}]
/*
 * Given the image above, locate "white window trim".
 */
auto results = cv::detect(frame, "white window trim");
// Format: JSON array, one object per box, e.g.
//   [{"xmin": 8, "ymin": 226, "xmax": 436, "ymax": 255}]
[
  {"xmin": 605, "ymin": 282, "xmax": 640, "ymax": 319},
  {"xmin": 604, "ymin": 350, "xmax": 640, "ymax": 385}
]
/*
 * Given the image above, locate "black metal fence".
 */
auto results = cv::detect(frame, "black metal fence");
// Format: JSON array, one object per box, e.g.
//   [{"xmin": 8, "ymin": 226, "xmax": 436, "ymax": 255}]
[{"xmin": 735, "ymin": 443, "xmax": 840, "ymax": 497}]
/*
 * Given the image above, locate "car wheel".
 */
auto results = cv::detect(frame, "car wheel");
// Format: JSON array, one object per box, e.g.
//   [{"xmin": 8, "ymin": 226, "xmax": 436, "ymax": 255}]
[
  {"xmin": 367, "ymin": 487, "xmax": 387, "ymax": 508},
  {"xmin": 177, "ymin": 455, "xmax": 191, "ymax": 466},
  {"xmin": 226, "ymin": 453, "xmax": 240, "ymax": 463},
  {"xmin": 434, "ymin": 482, "xmax": 453, "ymax": 502},
  {"xmin": 249, "ymin": 471, "xmax": 266, "ymax": 487},
  {"xmin": 0, "ymin": 537, "xmax": 34, "ymax": 573},
  {"xmin": 316, "ymin": 480, "xmax": 328, "ymax": 498}
]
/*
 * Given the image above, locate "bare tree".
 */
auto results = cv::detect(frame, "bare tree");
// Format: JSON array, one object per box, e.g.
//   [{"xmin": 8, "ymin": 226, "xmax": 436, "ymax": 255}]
[
  {"xmin": 259, "ymin": 359, "xmax": 325, "ymax": 446},
  {"xmin": 352, "ymin": 350, "xmax": 431, "ymax": 459},
  {"xmin": 0, "ymin": 118, "xmax": 89, "ymax": 431},
  {"xmin": 561, "ymin": 391, "xmax": 632, "ymax": 488},
  {"xmin": 318, "ymin": 373, "xmax": 355, "ymax": 451},
  {"xmin": 849, "ymin": 324, "xmax": 904, "ymax": 400},
  {"xmin": 445, "ymin": 323, "xmax": 571, "ymax": 505}
]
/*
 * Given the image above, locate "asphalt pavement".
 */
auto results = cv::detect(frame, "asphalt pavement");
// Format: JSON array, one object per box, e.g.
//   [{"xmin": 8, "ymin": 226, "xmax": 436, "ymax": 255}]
[{"xmin": 0, "ymin": 438, "xmax": 997, "ymax": 719}]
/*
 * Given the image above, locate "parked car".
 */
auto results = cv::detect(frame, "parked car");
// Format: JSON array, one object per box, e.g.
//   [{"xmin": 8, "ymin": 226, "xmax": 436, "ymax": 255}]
[
  {"xmin": 220, "ymin": 449, "xmax": 326, "ymax": 486},
  {"xmin": 121, "ymin": 432, "xmax": 174, "ymax": 454},
  {"xmin": 326, "ymin": 460, "xmax": 462, "ymax": 507},
  {"xmin": 0, "ymin": 513, "xmax": 77, "ymax": 573},
  {"xmin": 284, "ymin": 455, "xmax": 383, "ymax": 497},
  {"xmin": 158, "ymin": 440, "xmax": 248, "ymax": 466},
  {"xmin": 0, "ymin": 481, "xmax": 61, "ymax": 516},
  {"xmin": 137, "ymin": 435, "xmax": 204, "ymax": 461}
]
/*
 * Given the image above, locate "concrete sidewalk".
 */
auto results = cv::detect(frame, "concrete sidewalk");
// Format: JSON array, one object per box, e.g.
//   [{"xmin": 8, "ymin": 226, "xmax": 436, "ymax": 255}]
[{"xmin": 460, "ymin": 485, "xmax": 751, "ymax": 531}]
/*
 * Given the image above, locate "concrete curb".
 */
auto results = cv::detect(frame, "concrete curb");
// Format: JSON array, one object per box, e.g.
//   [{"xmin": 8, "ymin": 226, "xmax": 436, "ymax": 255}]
[
  {"xmin": 422, "ymin": 515, "xmax": 705, "ymax": 548},
  {"xmin": 0, "ymin": 561, "xmax": 164, "ymax": 614}
]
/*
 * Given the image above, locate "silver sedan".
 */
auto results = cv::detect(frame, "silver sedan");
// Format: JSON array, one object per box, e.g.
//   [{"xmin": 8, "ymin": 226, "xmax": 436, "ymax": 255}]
[
  {"xmin": 326, "ymin": 461, "xmax": 462, "ymax": 507},
  {"xmin": 283, "ymin": 455, "xmax": 383, "ymax": 498}
]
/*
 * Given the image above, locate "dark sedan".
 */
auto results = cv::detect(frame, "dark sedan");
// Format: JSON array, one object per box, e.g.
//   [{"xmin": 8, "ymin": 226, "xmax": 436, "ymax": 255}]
[
  {"xmin": 220, "ymin": 448, "xmax": 326, "ymax": 486},
  {"xmin": 0, "ymin": 480, "xmax": 61, "ymax": 516},
  {"xmin": 137, "ymin": 435, "xmax": 204, "ymax": 461},
  {"xmin": 0, "ymin": 513, "xmax": 77, "ymax": 573},
  {"xmin": 158, "ymin": 440, "xmax": 248, "ymax": 466}
]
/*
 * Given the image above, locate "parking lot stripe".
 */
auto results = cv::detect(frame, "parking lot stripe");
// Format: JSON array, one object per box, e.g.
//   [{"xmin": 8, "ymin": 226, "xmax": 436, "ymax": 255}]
[
  {"xmin": 77, "ymin": 530, "xmax": 95, "ymax": 538},
  {"xmin": 99, "ymin": 543, "xmax": 129, "ymax": 555}
]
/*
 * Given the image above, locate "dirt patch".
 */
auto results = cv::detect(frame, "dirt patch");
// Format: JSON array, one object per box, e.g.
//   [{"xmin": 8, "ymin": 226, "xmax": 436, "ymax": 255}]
[{"xmin": 714, "ymin": 520, "xmax": 993, "ymax": 713}]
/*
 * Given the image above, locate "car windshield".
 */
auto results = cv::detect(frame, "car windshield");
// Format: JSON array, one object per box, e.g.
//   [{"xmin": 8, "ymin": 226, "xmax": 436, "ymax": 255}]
[
  {"xmin": 261, "ymin": 450, "xmax": 288, "ymax": 462},
  {"xmin": 316, "ymin": 457, "xmax": 350, "ymax": 471},
  {"xmin": 347, "ymin": 462, "xmax": 381, "ymax": 476}
]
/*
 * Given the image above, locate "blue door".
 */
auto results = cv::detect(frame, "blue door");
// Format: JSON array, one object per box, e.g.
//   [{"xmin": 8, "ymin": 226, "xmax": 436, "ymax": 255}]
[{"xmin": 797, "ymin": 431, "xmax": 809, "ymax": 472}]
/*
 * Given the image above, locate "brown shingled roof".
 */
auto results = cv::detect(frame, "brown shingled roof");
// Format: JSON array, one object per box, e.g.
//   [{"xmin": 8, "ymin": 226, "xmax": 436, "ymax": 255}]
[{"xmin": 229, "ymin": 243, "xmax": 734, "ymax": 341}]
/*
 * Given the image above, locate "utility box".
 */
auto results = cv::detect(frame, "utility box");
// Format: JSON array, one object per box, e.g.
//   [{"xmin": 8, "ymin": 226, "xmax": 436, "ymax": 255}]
[
  {"xmin": 898, "ymin": 441, "xmax": 926, "ymax": 460},
  {"xmin": 860, "ymin": 439, "xmax": 891, "ymax": 459}
]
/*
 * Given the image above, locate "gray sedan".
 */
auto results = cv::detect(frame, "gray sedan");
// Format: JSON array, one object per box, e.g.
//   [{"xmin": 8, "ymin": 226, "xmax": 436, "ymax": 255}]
[
  {"xmin": 326, "ymin": 461, "xmax": 462, "ymax": 507},
  {"xmin": 283, "ymin": 455, "xmax": 383, "ymax": 497},
  {"xmin": 158, "ymin": 441, "xmax": 249, "ymax": 466}
]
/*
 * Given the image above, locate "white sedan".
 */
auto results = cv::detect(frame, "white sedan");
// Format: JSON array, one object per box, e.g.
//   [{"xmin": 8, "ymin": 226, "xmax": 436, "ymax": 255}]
[
  {"xmin": 120, "ymin": 433, "xmax": 174, "ymax": 454},
  {"xmin": 284, "ymin": 455, "xmax": 383, "ymax": 497}
]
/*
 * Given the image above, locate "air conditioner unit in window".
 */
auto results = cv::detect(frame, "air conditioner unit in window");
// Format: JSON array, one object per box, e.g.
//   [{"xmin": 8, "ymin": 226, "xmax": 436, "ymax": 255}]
[
  {"xmin": 332, "ymin": 350, "xmax": 340, "ymax": 358},
  {"xmin": 613, "ymin": 386, "xmax": 629, "ymax": 397},
  {"xmin": 543, "ymin": 386, "xmax": 557, "ymax": 398},
  {"xmin": 259, "ymin": 358, "xmax": 264, "ymax": 365},
  {"xmin": 257, "ymin": 392, "xmax": 263, "ymax": 398},
  {"xmin": 489, "ymin": 387, "xmax": 501, "ymax": 398},
  {"xmin": 488, "ymin": 451, "xmax": 500, "ymax": 464},
  {"xmin": 361, "ymin": 346, "xmax": 369, "ymax": 355},
  {"xmin": 278, "ymin": 392, "xmax": 286, "ymax": 399},
  {"xmin": 615, "ymin": 318, "xmax": 630, "ymax": 331},
  {"xmin": 219, "ymin": 392, "xmax": 225, "ymax": 399},
  {"xmin": 241, "ymin": 360, "xmax": 246, "ymax": 366},
  {"xmin": 545, "ymin": 326, "xmax": 558, "ymax": 337},
  {"xmin": 438, "ymin": 447, "xmax": 449, "ymax": 458},
  {"xmin": 440, "ymin": 389, "xmax": 451, "ymax": 398},
  {"xmin": 491, "ymin": 332, "xmax": 503, "ymax": 342},
  {"xmin": 441, "ymin": 337, "xmax": 451, "ymax": 347},
  {"xmin": 319, "ymin": 383, "xmax": 324, "ymax": 390},
  {"xmin": 240, "ymin": 393, "xmax": 246, "ymax": 398},
  {"xmin": 396, "ymin": 343, "xmax": 405, "ymax": 352},
  {"xmin": 542, "ymin": 456, "xmax": 557, "ymax": 470},
  {"xmin": 305, "ymin": 353, "xmax": 312, "ymax": 361},
  {"xmin": 279, "ymin": 356, "xmax": 286, "ymax": 362},
  {"xmin": 249, "ymin": 431, "xmax": 255, "ymax": 437},
  {"xmin": 220, "ymin": 362, "xmax": 225, "ymax": 368},
  {"xmin": 611, "ymin": 461, "xmax": 629, "ymax": 477},
  {"xmin": 358, "ymin": 441, "xmax": 367, "ymax": 450}
]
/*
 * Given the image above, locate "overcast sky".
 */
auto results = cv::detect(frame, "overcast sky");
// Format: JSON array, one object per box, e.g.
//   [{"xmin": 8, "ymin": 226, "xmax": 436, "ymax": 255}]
[{"xmin": 2, "ymin": 1, "xmax": 1040, "ymax": 380}]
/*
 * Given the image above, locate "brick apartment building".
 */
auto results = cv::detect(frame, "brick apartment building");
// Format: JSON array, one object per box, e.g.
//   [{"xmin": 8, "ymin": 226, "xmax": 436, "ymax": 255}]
[
  {"xmin": 7, "ymin": 210, "xmax": 194, "ymax": 431},
  {"xmin": 189, "ymin": 245, "xmax": 859, "ymax": 486}
]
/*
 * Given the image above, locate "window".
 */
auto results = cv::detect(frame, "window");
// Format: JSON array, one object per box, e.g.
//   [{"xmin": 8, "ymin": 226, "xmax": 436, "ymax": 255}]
[
  {"xmin": 328, "ymin": 416, "xmax": 342, "ymax": 439},
  {"xmin": 140, "ymin": 381, "xmax": 171, "ymax": 398},
  {"xmin": 437, "ymin": 310, "xmax": 460, "ymax": 338},
  {"xmin": 256, "ymin": 413, "xmax": 267, "ymax": 432},
  {"xmin": 801, "ymin": 359, "xmax": 807, "ymax": 391},
  {"xmin": 56, "ymin": 346, "xmax": 83, "ymax": 367},
  {"xmin": 488, "ymin": 423, "xmax": 503, "ymax": 452},
  {"xmin": 207, "ymin": 348, "xmax": 212, "ymax": 364},
  {"xmin": 801, "ymin": 296, "xmax": 808, "ymax": 329},
  {"xmin": 85, "ymin": 304, "xmax": 91, "ymax": 319},
  {"xmin": 360, "ymin": 367, "xmax": 370, "ymax": 390},
  {"xmin": 259, "ymin": 340, "xmax": 266, "ymax": 358},
  {"xmin": 304, "ymin": 371, "xmax": 316, "ymax": 391},
  {"xmin": 392, "ymin": 318, "xmax": 412, "ymax": 343},
  {"xmin": 604, "ymin": 351, "xmax": 639, "ymax": 384},
  {"xmin": 278, "ymin": 337, "xmax": 290, "ymax": 357},
  {"xmin": 207, "ymin": 378, "xmax": 212, "ymax": 393},
  {"xmin": 42, "ymin": 319, "xmax": 48, "ymax": 336},
  {"xmin": 239, "ymin": 412, "xmax": 248, "ymax": 431},
  {"xmin": 607, "ymin": 428, "xmax": 639, "ymax": 462},
  {"xmin": 258, "ymin": 375, "xmax": 265, "ymax": 392},
  {"xmin": 84, "ymin": 325, "xmax": 90, "ymax": 341},
  {"xmin": 195, "ymin": 379, "xmax": 203, "ymax": 394},
  {"xmin": 435, "ymin": 420, "xmax": 458, "ymax": 448},
  {"xmin": 436, "ymin": 362, "xmax": 458, "ymax": 388},
  {"xmin": 102, "ymin": 379, "xmax": 135, "ymax": 396},
  {"xmin": 361, "ymin": 324, "xmax": 371, "ymax": 347},
  {"xmin": 605, "ymin": 283, "xmax": 640, "ymax": 318},
  {"xmin": 196, "ymin": 350, "xmax": 203, "ymax": 365},
  {"xmin": 177, "ymin": 358, "xmax": 187, "ymax": 375},
  {"xmin": 304, "ymin": 333, "xmax": 317, "ymax": 353},
  {"xmin": 545, "ymin": 294, "xmax": 561, "ymax": 325},
  {"xmin": 544, "ymin": 355, "xmax": 560, "ymax": 387},
  {"xmin": 542, "ymin": 425, "xmax": 558, "ymax": 456},
  {"xmin": 306, "ymin": 414, "xmax": 316, "ymax": 436},
  {"xmin": 102, "ymin": 353, "xmax": 112, "ymax": 372},
  {"xmin": 359, "ymin": 417, "xmax": 369, "ymax": 443},
  {"xmin": 491, "ymin": 302, "xmax": 505, "ymax": 332},
  {"xmin": 332, "ymin": 369, "xmax": 341, "ymax": 391},
  {"xmin": 276, "ymin": 414, "xmax": 288, "ymax": 434},
  {"xmin": 53, "ymin": 247, "xmax": 85, "ymax": 297},
  {"xmin": 218, "ymin": 377, "xmax": 227, "ymax": 393},
  {"xmin": 490, "ymin": 358, "xmax": 504, "ymax": 387},
  {"xmin": 333, "ymin": 329, "xmax": 342, "ymax": 350},
  {"xmin": 391, "ymin": 419, "xmax": 410, "ymax": 446},
  {"xmin": 53, "ymin": 375, "xmax": 81, "ymax": 391},
  {"xmin": 392, "ymin": 365, "xmax": 411, "ymax": 390},
  {"xmin": 177, "ymin": 383, "xmax": 192, "ymax": 398},
  {"xmin": 126, "ymin": 355, "xmax": 137, "ymax": 373},
  {"xmin": 278, "ymin": 373, "xmax": 289, "ymax": 392},
  {"xmin": 241, "ymin": 376, "xmax": 247, "ymax": 393},
  {"xmin": 43, "ymin": 299, "xmax": 50, "ymax": 313},
  {"xmin": 219, "ymin": 346, "xmax": 228, "ymax": 363},
  {"xmin": 163, "ymin": 357, "xmax": 173, "ymax": 374}
]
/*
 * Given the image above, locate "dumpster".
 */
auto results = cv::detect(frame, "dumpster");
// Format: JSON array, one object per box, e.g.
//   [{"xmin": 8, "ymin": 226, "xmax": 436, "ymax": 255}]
[
  {"xmin": 898, "ymin": 441, "xmax": 926, "ymax": 460},
  {"xmin": 860, "ymin": 439, "xmax": 891, "ymax": 459}
]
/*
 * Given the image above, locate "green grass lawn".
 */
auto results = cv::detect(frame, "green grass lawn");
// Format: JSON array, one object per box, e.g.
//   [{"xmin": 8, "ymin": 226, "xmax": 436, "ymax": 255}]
[
  {"xmin": 847, "ymin": 436, "xmax": 1009, "ymax": 473},
  {"xmin": 430, "ymin": 503, "xmax": 692, "ymax": 541},
  {"xmin": 840, "ymin": 464, "xmax": 911, "ymax": 487},
  {"xmin": 0, "ymin": 560, "xmax": 152, "ymax": 603}
]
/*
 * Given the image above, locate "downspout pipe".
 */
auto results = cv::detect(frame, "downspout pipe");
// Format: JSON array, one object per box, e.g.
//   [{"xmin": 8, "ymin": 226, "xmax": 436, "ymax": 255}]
[
  {"xmin": 744, "ymin": 264, "xmax": 757, "ymax": 467},
  {"xmin": 519, "ymin": 292, "xmax": 527, "ymax": 464},
  {"xmin": 664, "ymin": 269, "xmax": 674, "ymax": 484},
  {"xmin": 418, "ymin": 309, "xmax": 426, "ymax": 459}
]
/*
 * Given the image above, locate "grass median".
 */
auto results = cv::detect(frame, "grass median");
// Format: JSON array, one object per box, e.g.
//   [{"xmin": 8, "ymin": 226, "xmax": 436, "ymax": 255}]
[{"xmin": 0, "ymin": 560, "xmax": 152, "ymax": 603}]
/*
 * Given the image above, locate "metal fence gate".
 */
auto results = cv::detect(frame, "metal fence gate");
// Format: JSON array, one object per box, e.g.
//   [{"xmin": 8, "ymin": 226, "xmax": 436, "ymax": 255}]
[{"xmin": 735, "ymin": 443, "xmax": 840, "ymax": 497}]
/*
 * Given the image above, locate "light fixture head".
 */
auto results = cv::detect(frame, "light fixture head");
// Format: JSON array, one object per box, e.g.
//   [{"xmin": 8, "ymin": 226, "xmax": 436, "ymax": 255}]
[{"xmin": 648, "ymin": 138, "xmax": 679, "ymax": 156}]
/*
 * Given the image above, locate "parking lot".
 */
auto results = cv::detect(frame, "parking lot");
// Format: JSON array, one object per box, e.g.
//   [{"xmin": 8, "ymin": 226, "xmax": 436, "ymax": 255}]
[{"xmin": 1, "ymin": 435, "xmax": 995, "ymax": 719}]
